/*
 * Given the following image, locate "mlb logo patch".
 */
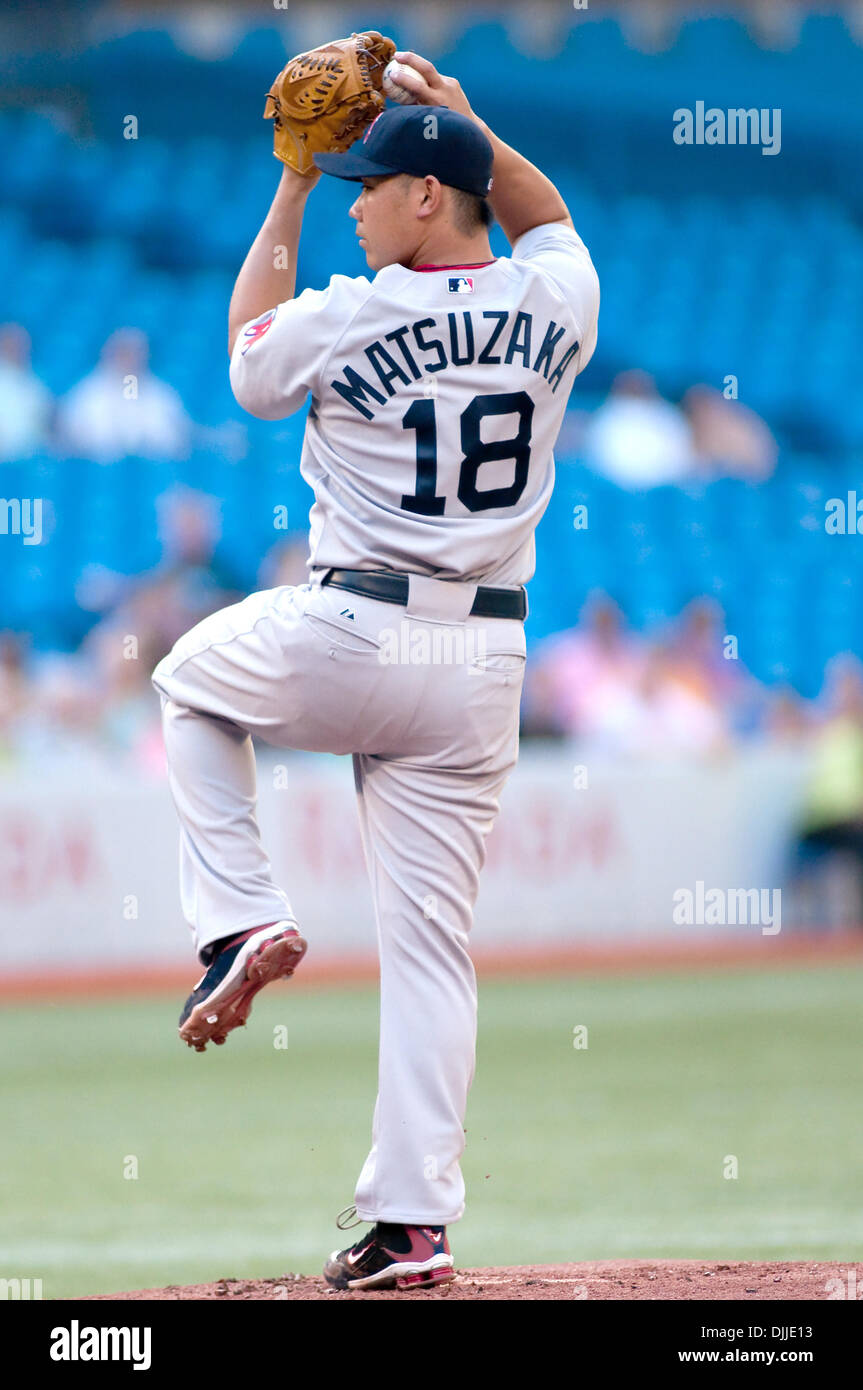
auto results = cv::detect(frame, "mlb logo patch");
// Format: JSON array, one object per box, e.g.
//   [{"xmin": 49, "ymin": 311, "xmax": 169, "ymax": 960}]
[{"xmin": 448, "ymin": 276, "xmax": 474, "ymax": 294}]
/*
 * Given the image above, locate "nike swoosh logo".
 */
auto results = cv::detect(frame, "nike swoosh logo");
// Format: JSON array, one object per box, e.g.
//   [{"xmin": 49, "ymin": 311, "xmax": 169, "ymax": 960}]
[{"xmin": 347, "ymin": 1244, "xmax": 373, "ymax": 1266}]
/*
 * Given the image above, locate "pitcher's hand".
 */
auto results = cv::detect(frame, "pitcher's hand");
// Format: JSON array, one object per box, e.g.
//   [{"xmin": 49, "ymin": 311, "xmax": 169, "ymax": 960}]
[{"xmin": 389, "ymin": 50, "xmax": 476, "ymax": 121}]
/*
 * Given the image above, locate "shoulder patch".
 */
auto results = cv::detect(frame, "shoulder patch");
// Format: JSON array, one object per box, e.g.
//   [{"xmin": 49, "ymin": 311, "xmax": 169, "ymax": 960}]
[{"xmin": 241, "ymin": 307, "xmax": 277, "ymax": 355}]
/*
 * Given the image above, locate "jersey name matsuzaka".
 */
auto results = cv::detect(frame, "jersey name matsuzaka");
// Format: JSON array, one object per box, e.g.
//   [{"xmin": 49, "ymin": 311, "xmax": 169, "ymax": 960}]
[
  {"xmin": 230, "ymin": 221, "xmax": 600, "ymax": 587},
  {"xmin": 331, "ymin": 310, "xmax": 580, "ymax": 420}
]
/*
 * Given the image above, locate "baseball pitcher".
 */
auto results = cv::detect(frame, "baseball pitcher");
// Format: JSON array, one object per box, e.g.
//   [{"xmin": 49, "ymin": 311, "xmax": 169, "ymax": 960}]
[{"xmin": 152, "ymin": 34, "xmax": 599, "ymax": 1292}]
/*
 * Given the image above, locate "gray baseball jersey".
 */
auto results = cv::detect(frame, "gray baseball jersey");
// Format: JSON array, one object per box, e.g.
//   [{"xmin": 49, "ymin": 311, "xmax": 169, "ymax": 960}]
[{"xmin": 229, "ymin": 221, "xmax": 599, "ymax": 585}]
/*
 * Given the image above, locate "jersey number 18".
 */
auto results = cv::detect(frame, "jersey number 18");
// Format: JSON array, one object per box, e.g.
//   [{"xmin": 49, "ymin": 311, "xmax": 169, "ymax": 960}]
[{"xmin": 400, "ymin": 390, "xmax": 534, "ymax": 515}]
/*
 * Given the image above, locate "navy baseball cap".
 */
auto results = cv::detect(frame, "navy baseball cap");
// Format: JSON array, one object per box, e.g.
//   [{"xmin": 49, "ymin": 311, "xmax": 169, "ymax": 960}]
[{"xmin": 314, "ymin": 105, "xmax": 494, "ymax": 198}]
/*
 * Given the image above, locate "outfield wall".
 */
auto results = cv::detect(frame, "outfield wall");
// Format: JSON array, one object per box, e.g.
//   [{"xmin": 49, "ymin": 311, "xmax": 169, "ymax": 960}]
[{"xmin": 0, "ymin": 744, "xmax": 816, "ymax": 978}]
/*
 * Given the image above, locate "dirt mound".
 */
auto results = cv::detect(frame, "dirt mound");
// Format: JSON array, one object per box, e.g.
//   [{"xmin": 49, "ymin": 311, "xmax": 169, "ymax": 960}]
[{"xmin": 89, "ymin": 1260, "xmax": 843, "ymax": 1301}]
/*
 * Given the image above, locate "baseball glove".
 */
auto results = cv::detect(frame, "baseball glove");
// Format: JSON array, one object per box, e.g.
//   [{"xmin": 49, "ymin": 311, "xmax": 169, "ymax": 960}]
[{"xmin": 264, "ymin": 31, "xmax": 396, "ymax": 176}]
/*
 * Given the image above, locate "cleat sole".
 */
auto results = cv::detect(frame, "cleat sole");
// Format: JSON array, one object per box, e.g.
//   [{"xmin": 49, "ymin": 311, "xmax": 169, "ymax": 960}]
[{"xmin": 179, "ymin": 931, "xmax": 307, "ymax": 1052}]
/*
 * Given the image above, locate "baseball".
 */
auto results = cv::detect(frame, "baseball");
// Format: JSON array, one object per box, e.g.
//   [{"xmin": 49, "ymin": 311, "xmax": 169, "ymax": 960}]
[{"xmin": 383, "ymin": 59, "xmax": 420, "ymax": 104}]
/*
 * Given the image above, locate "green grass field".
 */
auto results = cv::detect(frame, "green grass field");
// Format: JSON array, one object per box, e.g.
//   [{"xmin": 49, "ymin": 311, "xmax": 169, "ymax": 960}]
[{"xmin": 1, "ymin": 964, "xmax": 862, "ymax": 1298}]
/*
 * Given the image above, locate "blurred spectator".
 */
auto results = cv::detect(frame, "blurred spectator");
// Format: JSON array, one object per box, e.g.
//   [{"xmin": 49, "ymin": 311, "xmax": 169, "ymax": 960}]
[
  {"xmin": 767, "ymin": 687, "xmax": 813, "ymax": 743},
  {"xmin": 0, "ymin": 486, "xmax": 244, "ymax": 769},
  {"xmin": 0, "ymin": 633, "xmax": 29, "ymax": 763},
  {"xmin": 683, "ymin": 384, "xmax": 778, "ymax": 481},
  {"xmin": 796, "ymin": 656, "xmax": 863, "ymax": 922},
  {"xmin": 522, "ymin": 592, "xmax": 646, "ymax": 739},
  {"xmin": 150, "ymin": 484, "xmax": 242, "ymax": 643},
  {"xmin": 9, "ymin": 657, "xmax": 104, "ymax": 765},
  {"xmin": 662, "ymin": 598, "xmax": 766, "ymax": 736},
  {"xmin": 523, "ymin": 594, "xmax": 754, "ymax": 756},
  {"xmin": 582, "ymin": 370, "xmax": 695, "ymax": 488},
  {"xmin": 85, "ymin": 622, "xmax": 165, "ymax": 760},
  {"xmin": 600, "ymin": 641, "xmax": 728, "ymax": 757},
  {"xmin": 0, "ymin": 324, "xmax": 53, "ymax": 460},
  {"xmin": 257, "ymin": 536, "xmax": 311, "ymax": 591},
  {"xmin": 57, "ymin": 328, "xmax": 191, "ymax": 462},
  {"xmin": 79, "ymin": 485, "xmax": 242, "ymax": 663}
]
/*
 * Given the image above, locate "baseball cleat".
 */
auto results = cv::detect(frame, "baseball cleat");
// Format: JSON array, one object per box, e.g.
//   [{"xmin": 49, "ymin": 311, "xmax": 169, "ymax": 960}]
[
  {"xmin": 323, "ymin": 1222, "xmax": 455, "ymax": 1291},
  {"xmin": 178, "ymin": 921, "xmax": 307, "ymax": 1052}
]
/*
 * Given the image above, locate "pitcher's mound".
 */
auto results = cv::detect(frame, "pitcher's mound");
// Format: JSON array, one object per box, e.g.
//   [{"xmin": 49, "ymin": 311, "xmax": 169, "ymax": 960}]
[{"xmin": 90, "ymin": 1260, "xmax": 843, "ymax": 1300}]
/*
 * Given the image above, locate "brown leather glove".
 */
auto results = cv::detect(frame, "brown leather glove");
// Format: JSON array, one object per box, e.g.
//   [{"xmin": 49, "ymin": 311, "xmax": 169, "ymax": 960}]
[{"xmin": 264, "ymin": 31, "xmax": 397, "ymax": 176}]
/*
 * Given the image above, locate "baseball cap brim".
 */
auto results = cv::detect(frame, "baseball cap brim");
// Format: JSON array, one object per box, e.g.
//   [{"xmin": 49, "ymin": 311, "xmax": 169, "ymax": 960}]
[{"xmin": 313, "ymin": 149, "xmax": 403, "ymax": 181}]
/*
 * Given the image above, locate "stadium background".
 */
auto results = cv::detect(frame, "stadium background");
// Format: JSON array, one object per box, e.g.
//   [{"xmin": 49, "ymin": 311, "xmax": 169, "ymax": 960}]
[{"xmin": 1, "ymin": 0, "xmax": 862, "ymax": 1297}]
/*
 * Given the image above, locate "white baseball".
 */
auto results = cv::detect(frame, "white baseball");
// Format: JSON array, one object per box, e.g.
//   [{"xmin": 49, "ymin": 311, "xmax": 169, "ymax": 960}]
[{"xmin": 382, "ymin": 59, "xmax": 420, "ymax": 105}]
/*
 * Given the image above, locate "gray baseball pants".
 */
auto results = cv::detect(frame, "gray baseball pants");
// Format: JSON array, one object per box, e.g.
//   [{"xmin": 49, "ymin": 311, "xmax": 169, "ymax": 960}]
[{"xmin": 152, "ymin": 572, "xmax": 525, "ymax": 1225}]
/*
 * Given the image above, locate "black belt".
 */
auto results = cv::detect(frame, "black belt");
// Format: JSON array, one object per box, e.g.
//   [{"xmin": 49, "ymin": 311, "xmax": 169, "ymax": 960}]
[{"xmin": 320, "ymin": 569, "xmax": 527, "ymax": 621}]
